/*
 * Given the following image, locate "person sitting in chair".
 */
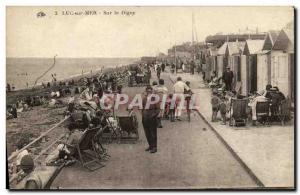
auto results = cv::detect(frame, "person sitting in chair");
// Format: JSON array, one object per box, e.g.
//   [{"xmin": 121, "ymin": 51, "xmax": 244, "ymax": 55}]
[
  {"xmin": 269, "ymin": 87, "xmax": 286, "ymax": 120},
  {"xmin": 248, "ymin": 90, "xmax": 269, "ymax": 126}
]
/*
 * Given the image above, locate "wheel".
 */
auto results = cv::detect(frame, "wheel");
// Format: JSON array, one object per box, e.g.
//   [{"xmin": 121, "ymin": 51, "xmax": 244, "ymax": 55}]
[
  {"xmin": 187, "ymin": 109, "xmax": 191, "ymax": 122},
  {"xmin": 132, "ymin": 114, "xmax": 139, "ymax": 134},
  {"xmin": 229, "ymin": 117, "xmax": 234, "ymax": 126}
]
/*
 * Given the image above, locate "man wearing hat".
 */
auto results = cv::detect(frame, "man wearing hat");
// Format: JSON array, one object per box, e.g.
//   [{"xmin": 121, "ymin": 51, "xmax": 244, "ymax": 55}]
[
  {"xmin": 142, "ymin": 86, "xmax": 160, "ymax": 153},
  {"xmin": 222, "ymin": 67, "xmax": 234, "ymax": 91}
]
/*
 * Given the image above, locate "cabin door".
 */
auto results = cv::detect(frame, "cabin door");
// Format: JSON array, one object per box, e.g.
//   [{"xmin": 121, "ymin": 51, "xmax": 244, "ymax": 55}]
[
  {"xmin": 271, "ymin": 53, "xmax": 289, "ymax": 97},
  {"xmin": 257, "ymin": 54, "xmax": 268, "ymax": 91},
  {"xmin": 217, "ymin": 56, "xmax": 223, "ymax": 78},
  {"xmin": 249, "ymin": 55, "xmax": 257, "ymax": 93},
  {"xmin": 240, "ymin": 55, "xmax": 247, "ymax": 96}
]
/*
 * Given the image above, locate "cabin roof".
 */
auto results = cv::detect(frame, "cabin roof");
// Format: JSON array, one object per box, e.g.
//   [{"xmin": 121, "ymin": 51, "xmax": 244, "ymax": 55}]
[
  {"xmin": 269, "ymin": 30, "xmax": 280, "ymax": 45},
  {"xmin": 217, "ymin": 42, "xmax": 227, "ymax": 55},
  {"xmin": 208, "ymin": 47, "xmax": 218, "ymax": 56},
  {"xmin": 272, "ymin": 26, "xmax": 294, "ymax": 51},
  {"xmin": 261, "ymin": 30, "xmax": 280, "ymax": 51},
  {"xmin": 244, "ymin": 40, "xmax": 265, "ymax": 54},
  {"xmin": 227, "ymin": 41, "xmax": 245, "ymax": 55}
]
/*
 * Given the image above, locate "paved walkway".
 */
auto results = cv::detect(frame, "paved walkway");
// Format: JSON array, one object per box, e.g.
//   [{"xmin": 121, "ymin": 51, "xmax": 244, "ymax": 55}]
[
  {"xmin": 169, "ymin": 72, "xmax": 294, "ymax": 188},
  {"xmin": 52, "ymin": 72, "xmax": 258, "ymax": 189}
]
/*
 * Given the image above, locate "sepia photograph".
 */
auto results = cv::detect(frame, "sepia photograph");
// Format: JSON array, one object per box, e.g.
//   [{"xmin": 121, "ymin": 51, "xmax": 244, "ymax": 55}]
[{"xmin": 6, "ymin": 6, "xmax": 295, "ymax": 190}]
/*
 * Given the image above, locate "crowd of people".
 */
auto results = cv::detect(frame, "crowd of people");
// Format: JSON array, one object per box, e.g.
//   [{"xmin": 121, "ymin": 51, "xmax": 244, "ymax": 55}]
[
  {"xmin": 141, "ymin": 68, "xmax": 192, "ymax": 154},
  {"xmin": 9, "ymin": 60, "xmax": 290, "ymax": 188},
  {"xmin": 8, "ymin": 66, "xmax": 131, "ymax": 189},
  {"xmin": 207, "ymin": 66, "xmax": 289, "ymax": 126}
]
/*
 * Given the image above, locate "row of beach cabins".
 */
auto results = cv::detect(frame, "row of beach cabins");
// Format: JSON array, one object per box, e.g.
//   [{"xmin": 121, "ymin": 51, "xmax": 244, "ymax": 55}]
[{"xmin": 203, "ymin": 24, "xmax": 294, "ymax": 103}]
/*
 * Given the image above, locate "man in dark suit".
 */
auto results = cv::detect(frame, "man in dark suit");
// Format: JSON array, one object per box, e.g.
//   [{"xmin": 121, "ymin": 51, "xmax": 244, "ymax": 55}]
[
  {"xmin": 222, "ymin": 67, "xmax": 234, "ymax": 91},
  {"xmin": 142, "ymin": 86, "xmax": 160, "ymax": 153}
]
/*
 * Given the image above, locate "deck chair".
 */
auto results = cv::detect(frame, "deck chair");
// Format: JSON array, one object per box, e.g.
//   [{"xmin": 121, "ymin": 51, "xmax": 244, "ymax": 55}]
[
  {"xmin": 256, "ymin": 101, "xmax": 270, "ymax": 125},
  {"xmin": 99, "ymin": 113, "xmax": 119, "ymax": 143},
  {"xmin": 229, "ymin": 98, "xmax": 248, "ymax": 126},
  {"xmin": 65, "ymin": 128, "xmax": 105, "ymax": 171}
]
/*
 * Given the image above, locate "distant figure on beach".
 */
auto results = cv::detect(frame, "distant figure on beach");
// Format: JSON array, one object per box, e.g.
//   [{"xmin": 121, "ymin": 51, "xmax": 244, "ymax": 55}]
[
  {"xmin": 51, "ymin": 74, "xmax": 57, "ymax": 86},
  {"xmin": 51, "ymin": 74, "xmax": 57, "ymax": 82},
  {"xmin": 26, "ymin": 82, "xmax": 29, "ymax": 88}
]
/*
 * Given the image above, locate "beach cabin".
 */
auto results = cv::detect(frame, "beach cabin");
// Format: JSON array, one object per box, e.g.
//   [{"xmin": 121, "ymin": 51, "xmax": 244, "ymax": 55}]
[
  {"xmin": 216, "ymin": 42, "xmax": 228, "ymax": 78},
  {"xmin": 255, "ymin": 31, "xmax": 280, "ymax": 93},
  {"xmin": 207, "ymin": 47, "xmax": 218, "ymax": 76},
  {"xmin": 225, "ymin": 41, "xmax": 245, "ymax": 93},
  {"xmin": 271, "ymin": 26, "xmax": 294, "ymax": 101},
  {"xmin": 242, "ymin": 40, "xmax": 265, "ymax": 95}
]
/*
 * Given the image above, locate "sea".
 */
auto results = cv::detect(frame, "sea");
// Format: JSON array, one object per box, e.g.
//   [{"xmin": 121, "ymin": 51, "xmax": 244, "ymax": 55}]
[{"xmin": 6, "ymin": 57, "xmax": 139, "ymax": 90}]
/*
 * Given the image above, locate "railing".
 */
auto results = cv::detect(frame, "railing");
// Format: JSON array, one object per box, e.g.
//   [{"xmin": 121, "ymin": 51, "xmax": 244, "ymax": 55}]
[{"xmin": 8, "ymin": 116, "xmax": 70, "ymax": 184}]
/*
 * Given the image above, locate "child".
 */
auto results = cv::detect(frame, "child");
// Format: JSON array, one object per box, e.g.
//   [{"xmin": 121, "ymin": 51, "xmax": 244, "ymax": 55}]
[
  {"xmin": 219, "ymin": 96, "xmax": 227, "ymax": 125},
  {"xmin": 211, "ymin": 90, "xmax": 221, "ymax": 122}
]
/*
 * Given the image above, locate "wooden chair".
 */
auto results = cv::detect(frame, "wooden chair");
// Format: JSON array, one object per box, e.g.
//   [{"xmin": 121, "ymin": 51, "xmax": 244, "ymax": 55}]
[{"xmin": 256, "ymin": 101, "xmax": 271, "ymax": 125}]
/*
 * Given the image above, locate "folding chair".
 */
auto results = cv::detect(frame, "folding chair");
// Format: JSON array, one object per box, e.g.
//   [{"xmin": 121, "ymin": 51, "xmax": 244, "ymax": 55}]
[
  {"xmin": 278, "ymin": 99, "xmax": 291, "ymax": 126},
  {"xmin": 256, "ymin": 101, "xmax": 271, "ymax": 125},
  {"xmin": 229, "ymin": 98, "xmax": 248, "ymax": 126},
  {"xmin": 65, "ymin": 128, "xmax": 105, "ymax": 171},
  {"xmin": 99, "ymin": 113, "xmax": 119, "ymax": 143}
]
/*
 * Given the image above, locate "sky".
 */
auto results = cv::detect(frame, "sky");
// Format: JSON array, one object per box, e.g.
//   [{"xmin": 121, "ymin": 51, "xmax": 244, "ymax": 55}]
[{"xmin": 6, "ymin": 6, "xmax": 294, "ymax": 58}]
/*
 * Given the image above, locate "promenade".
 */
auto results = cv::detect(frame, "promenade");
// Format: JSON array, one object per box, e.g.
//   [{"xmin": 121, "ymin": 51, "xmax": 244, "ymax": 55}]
[{"xmin": 51, "ymin": 71, "xmax": 258, "ymax": 189}]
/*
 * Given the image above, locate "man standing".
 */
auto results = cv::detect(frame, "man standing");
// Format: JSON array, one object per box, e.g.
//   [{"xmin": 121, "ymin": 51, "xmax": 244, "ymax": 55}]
[
  {"xmin": 142, "ymin": 86, "xmax": 160, "ymax": 153},
  {"xmin": 173, "ymin": 77, "xmax": 190, "ymax": 121},
  {"xmin": 222, "ymin": 67, "xmax": 234, "ymax": 91},
  {"xmin": 156, "ymin": 65, "xmax": 162, "ymax": 79},
  {"xmin": 161, "ymin": 63, "xmax": 165, "ymax": 72},
  {"xmin": 154, "ymin": 79, "xmax": 169, "ymax": 128},
  {"xmin": 190, "ymin": 61, "xmax": 195, "ymax": 75}
]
